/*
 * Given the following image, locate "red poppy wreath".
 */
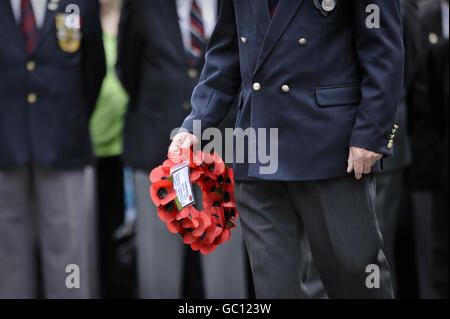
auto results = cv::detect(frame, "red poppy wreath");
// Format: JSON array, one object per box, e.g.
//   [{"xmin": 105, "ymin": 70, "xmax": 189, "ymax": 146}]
[{"xmin": 149, "ymin": 148, "xmax": 238, "ymax": 255}]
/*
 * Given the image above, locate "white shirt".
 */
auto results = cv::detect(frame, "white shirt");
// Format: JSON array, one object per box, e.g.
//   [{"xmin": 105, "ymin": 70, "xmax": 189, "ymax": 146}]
[
  {"xmin": 442, "ymin": 0, "xmax": 449, "ymax": 39},
  {"xmin": 176, "ymin": 0, "xmax": 217, "ymax": 51},
  {"xmin": 10, "ymin": 0, "xmax": 48, "ymax": 29}
]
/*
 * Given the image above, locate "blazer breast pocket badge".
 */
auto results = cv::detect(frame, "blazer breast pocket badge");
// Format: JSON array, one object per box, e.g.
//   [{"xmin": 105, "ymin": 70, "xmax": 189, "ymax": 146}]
[
  {"xmin": 313, "ymin": 0, "xmax": 338, "ymax": 16},
  {"xmin": 55, "ymin": 13, "xmax": 82, "ymax": 53}
]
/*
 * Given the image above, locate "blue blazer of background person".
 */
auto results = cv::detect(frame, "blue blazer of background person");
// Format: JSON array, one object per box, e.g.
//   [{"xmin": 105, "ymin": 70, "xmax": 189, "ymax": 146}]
[
  {"xmin": 0, "ymin": 0, "xmax": 105, "ymax": 168},
  {"xmin": 172, "ymin": 0, "xmax": 405, "ymax": 299}
]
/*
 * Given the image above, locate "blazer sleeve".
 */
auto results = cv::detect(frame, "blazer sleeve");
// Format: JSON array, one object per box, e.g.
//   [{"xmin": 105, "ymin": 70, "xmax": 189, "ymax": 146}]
[
  {"xmin": 117, "ymin": 0, "xmax": 141, "ymax": 104},
  {"xmin": 349, "ymin": 0, "xmax": 405, "ymax": 156},
  {"xmin": 181, "ymin": 0, "xmax": 242, "ymax": 133},
  {"xmin": 81, "ymin": 0, "xmax": 106, "ymax": 117}
]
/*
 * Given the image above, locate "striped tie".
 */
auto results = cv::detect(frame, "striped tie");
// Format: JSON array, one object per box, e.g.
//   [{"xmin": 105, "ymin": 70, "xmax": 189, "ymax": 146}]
[
  {"xmin": 20, "ymin": 0, "xmax": 39, "ymax": 54},
  {"xmin": 268, "ymin": 0, "xmax": 279, "ymax": 17},
  {"xmin": 188, "ymin": 0, "xmax": 206, "ymax": 67}
]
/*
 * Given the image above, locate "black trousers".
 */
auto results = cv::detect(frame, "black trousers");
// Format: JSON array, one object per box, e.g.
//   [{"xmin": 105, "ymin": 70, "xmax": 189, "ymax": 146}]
[
  {"xmin": 432, "ymin": 190, "xmax": 449, "ymax": 298},
  {"xmin": 235, "ymin": 174, "xmax": 394, "ymax": 299},
  {"xmin": 96, "ymin": 156, "xmax": 132, "ymax": 298}
]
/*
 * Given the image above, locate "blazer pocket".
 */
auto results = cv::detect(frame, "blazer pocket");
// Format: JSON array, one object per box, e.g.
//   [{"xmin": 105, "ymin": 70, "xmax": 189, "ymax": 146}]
[{"xmin": 315, "ymin": 85, "xmax": 361, "ymax": 107}]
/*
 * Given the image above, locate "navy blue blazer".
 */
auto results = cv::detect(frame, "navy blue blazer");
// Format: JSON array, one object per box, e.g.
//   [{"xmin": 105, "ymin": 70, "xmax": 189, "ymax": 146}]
[
  {"xmin": 0, "ymin": 0, "xmax": 105, "ymax": 169},
  {"xmin": 182, "ymin": 0, "xmax": 405, "ymax": 181}
]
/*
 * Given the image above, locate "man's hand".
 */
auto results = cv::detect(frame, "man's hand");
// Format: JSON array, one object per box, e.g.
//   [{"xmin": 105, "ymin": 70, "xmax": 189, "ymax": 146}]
[
  {"xmin": 168, "ymin": 132, "xmax": 199, "ymax": 154},
  {"xmin": 347, "ymin": 146, "xmax": 383, "ymax": 180}
]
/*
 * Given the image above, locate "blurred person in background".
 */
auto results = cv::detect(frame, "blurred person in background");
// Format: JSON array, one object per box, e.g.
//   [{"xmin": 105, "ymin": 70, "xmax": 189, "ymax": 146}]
[
  {"xmin": 373, "ymin": 0, "xmax": 422, "ymax": 295},
  {"xmin": 0, "ymin": 0, "xmax": 105, "ymax": 298},
  {"xmin": 408, "ymin": 0, "xmax": 449, "ymax": 299},
  {"xmin": 90, "ymin": 0, "xmax": 130, "ymax": 298},
  {"xmin": 117, "ymin": 0, "xmax": 247, "ymax": 299}
]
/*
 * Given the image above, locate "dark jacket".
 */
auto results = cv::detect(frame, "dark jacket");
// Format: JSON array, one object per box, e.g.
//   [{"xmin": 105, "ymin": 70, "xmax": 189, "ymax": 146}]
[
  {"xmin": 408, "ymin": 0, "xmax": 449, "ymax": 192},
  {"xmin": 380, "ymin": 0, "xmax": 424, "ymax": 174},
  {"xmin": 0, "ymin": 0, "xmax": 105, "ymax": 169},
  {"xmin": 117, "ymin": 0, "xmax": 235, "ymax": 170},
  {"xmin": 182, "ymin": 0, "xmax": 405, "ymax": 181}
]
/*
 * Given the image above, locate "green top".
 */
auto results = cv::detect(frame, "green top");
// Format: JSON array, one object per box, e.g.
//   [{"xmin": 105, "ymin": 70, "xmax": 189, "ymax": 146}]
[{"xmin": 90, "ymin": 33, "xmax": 128, "ymax": 157}]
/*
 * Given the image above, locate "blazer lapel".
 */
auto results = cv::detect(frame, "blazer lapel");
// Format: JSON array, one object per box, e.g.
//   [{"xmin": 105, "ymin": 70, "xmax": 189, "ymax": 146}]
[
  {"xmin": 249, "ymin": 0, "xmax": 271, "ymax": 37},
  {"xmin": 0, "ymin": 0, "xmax": 26, "ymax": 54},
  {"xmin": 253, "ymin": 0, "xmax": 305, "ymax": 75}
]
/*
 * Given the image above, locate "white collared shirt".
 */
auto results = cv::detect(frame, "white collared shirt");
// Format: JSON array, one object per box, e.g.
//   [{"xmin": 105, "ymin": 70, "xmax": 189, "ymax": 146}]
[
  {"xmin": 10, "ymin": 0, "xmax": 48, "ymax": 29},
  {"xmin": 176, "ymin": 0, "xmax": 218, "ymax": 51},
  {"xmin": 442, "ymin": 0, "xmax": 449, "ymax": 39}
]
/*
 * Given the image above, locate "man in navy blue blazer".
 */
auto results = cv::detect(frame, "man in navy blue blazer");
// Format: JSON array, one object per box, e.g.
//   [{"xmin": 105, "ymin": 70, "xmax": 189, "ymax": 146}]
[
  {"xmin": 171, "ymin": 0, "xmax": 404, "ymax": 298},
  {"xmin": 0, "ymin": 0, "xmax": 105, "ymax": 298}
]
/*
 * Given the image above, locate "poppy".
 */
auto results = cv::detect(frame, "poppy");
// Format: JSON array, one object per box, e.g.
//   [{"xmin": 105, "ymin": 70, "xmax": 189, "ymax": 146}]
[
  {"xmin": 203, "ymin": 223, "xmax": 224, "ymax": 245},
  {"xmin": 150, "ymin": 166, "xmax": 170, "ymax": 183},
  {"xmin": 225, "ymin": 168, "xmax": 234, "ymax": 185},
  {"xmin": 214, "ymin": 228, "xmax": 231, "ymax": 245},
  {"xmin": 180, "ymin": 217, "xmax": 196, "ymax": 229},
  {"xmin": 190, "ymin": 208, "xmax": 212, "ymax": 237},
  {"xmin": 203, "ymin": 153, "xmax": 226, "ymax": 180},
  {"xmin": 191, "ymin": 239, "xmax": 218, "ymax": 255},
  {"xmin": 150, "ymin": 180, "xmax": 176, "ymax": 206},
  {"xmin": 209, "ymin": 205, "xmax": 226, "ymax": 228},
  {"xmin": 224, "ymin": 207, "xmax": 238, "ymax": 229},
  {"xmin": 212, "ymin": 153, "xmax": 226, "ymax": 176},
  {"xmin": 183, "ymin": 230, "xmax": 198, "ymax": 245},
  {"xmin": 190, "ymin": 167, "xmax": 203, "ymax": 182},
  {"xmin": 166, "ymin": 220, "xmax": 184, "ymax": 234},
  {"xmin": 177, "ymin": 205, "xmax": 196, "ymax": 221},
  {"xmin": 157, "ymin": 201, "xmax": 178, "ymax": 222},
  {"xmin": 204, "ymin": 192, "xmax": 223, "ymax": 211},
  {"xmin": 201, "ymin": 153, "xmax": 217, "ymax": 180},
  {"xmin": 222, "ymin": 183, "xmax": 236, "ymax": 208},
  {"xmin": 198, "ymin": 175, "xmax": 217, "ymax": 194}
]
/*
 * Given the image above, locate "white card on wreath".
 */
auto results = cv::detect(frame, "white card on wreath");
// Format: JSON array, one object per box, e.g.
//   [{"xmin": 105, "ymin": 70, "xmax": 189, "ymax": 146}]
[{"xmin": 170, "ymin": 162, "xmax": 195, "ymax": 209}]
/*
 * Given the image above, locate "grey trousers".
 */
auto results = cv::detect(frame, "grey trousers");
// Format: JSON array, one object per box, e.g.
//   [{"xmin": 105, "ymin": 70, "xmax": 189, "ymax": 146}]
[
  {"xmin": 235, "ymin": 174, "xmax": 394, "ymax": 299},
  {"xmin": 0, "ymin": 165, "xmax": 97, "ymax": 299},
  {"xmin": 134, "ymin": 170, "xmax": 247, "ymax": 299}
]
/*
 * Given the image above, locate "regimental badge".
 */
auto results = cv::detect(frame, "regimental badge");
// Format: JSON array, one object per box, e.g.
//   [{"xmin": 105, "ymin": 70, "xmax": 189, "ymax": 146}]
[
  {"xmin": 55, "ymin": 13, "xmax": 82, "ymax": 53},
  {"xmin": 313, "ymin": 0, "xmax": 337, "ymax": 16}
]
